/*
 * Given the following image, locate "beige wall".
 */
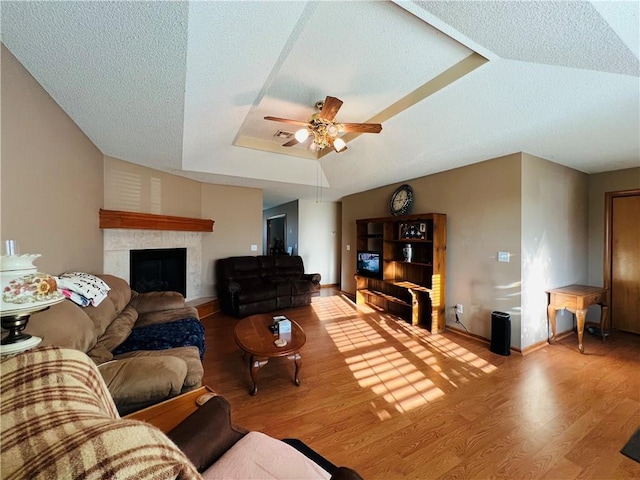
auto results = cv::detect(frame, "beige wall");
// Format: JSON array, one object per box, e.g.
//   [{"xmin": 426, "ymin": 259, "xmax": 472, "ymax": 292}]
[
  {"xmin": 104, "ymin": 156, "xmax": 202, "ymax": 217},
  {"xmin": 104, "ymin": 156, "xmax": 264, "ymax": 297},
  {"xmin": 587, "ymin": 167, "xmax": 640, "ymax": 286},
  {"xmin": 298, "ymin": 199, "xmax": 341, "ymax": 285},
  {"xmin": 1, "ymin": 45, "xmax": 264, "ymax": 295},
  {"xmin": 201, "ymin": 184, "xmax": 263, "ymax": 296},
  {"xmin": 521, "ymin": 153, "xmax": 588, "ymax": 348},
  {"xmin": 342, "ymin": 154, "xmax": 522, "ymax": 344},
  {"xmin": 1, "ymin": 44, "xmax": 104, "ymax": 275}
]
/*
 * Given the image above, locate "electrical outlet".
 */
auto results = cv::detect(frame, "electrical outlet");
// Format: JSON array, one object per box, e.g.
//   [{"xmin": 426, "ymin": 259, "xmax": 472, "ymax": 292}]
[{"xmin": 455, "ymin": 304, "xmax": 463, "ymax": 314}]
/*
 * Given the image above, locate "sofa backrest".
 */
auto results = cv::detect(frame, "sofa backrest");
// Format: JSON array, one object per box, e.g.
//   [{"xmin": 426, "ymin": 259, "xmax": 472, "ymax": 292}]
[
  {"xmin": 216, "ymin": 256, "xmax": 262, "ymax": 284},
  {"xmin": 217, "ymin": 255, "xmax": 307, "ymax": 287},
  {"xmin": 24, "ymin": 274, "xmax": 134, "ymax": 354},
  {"xmin": 271, "ymin": 255, "xmax": 305, "ymax": 277},
  {"xmin": 27, "ymin": 298, "xmax": 97, "ymax": 352},
  {"xmin": 86, "ymin": 274, "xmax": 132, "ymax": 338}
]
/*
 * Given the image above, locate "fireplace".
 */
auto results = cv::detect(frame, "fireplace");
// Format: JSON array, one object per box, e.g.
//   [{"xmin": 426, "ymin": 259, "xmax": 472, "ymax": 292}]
[{"xmin": 130, "ymin": 248, "xmax": 187, "ymax": 296}]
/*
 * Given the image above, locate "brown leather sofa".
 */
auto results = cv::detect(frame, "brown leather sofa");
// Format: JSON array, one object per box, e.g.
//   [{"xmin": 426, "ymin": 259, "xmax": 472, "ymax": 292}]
[
  {"xmin": 23, "ymin": 274, "xmax": 204, "ymax": 415},
  {"xmin": 216, "ymin": 255, "xmax": 321, "ymax": 318}
]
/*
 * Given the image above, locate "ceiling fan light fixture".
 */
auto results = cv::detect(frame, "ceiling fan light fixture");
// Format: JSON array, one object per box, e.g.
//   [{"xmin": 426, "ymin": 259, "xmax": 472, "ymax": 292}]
[
  {"xmin": 333, "ymin": 137, "xmax": 347, "ymax": 152},
  {"xmin": 295, "ymin": 128, "xmax": 310, "ymax": 143},
  {"xmin": 264, "ymin": 95, "xmax": 382, "ymax": 153},
  {"xmin": 327, "ymin": 123, "xmax": 339, "ymax": 137}
]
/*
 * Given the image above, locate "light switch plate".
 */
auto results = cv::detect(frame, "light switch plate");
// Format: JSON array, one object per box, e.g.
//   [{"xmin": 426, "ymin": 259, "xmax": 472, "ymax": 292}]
[
  {"xmin": 498, "ymin": 251, "xmax": 510, "ymax": 262},
  {"xmin": 251, "ymin": 244, "xmax": 258, "ymax": 251}
]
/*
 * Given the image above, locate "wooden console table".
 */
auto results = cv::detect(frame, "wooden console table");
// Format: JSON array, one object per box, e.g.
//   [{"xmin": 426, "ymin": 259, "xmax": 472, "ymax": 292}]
[{"xmin": 546, "ymin": 285, "xmax": 608, "ymax": 354}]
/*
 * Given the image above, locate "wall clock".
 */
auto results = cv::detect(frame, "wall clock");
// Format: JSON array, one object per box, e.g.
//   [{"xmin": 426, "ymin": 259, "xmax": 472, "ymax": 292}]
[{"xmin": 389, "ymin": 184, "xmax": 413, "ymax": 216}]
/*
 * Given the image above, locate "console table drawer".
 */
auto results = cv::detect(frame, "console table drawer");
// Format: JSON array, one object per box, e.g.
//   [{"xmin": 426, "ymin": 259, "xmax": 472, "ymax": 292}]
[{"xmin": 551, "ymin": 293, "xmax": 578, "ymax": 310}]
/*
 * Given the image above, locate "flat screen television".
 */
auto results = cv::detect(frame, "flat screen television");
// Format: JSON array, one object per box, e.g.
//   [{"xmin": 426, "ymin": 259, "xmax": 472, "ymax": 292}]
[{"xmin": 356, "ymin": 250, "xmax": 382, "ymax": 279}]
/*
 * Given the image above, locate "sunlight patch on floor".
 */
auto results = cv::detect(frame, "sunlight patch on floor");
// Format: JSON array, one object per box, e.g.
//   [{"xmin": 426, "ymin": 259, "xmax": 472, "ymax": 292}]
[
  {"xmin": 312, "ymin": 295, "xmax": 498, "ymax": 414},
  {"xmin": 326, "ymin": 321, "xmax": 444, "ymax": 413}
]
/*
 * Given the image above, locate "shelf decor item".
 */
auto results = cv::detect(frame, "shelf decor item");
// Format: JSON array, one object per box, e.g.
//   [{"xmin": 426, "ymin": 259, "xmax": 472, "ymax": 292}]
[
  {"xmin": 389, "ymin": 184, "xmax": 413, "ymax": 216},
  {"xmin": 399, "ymin": 222, "xmax": 426, "ymax": 240},
  {"xmin": 402, "ymin": 244, "xmax": 413, "ymax": 263}
]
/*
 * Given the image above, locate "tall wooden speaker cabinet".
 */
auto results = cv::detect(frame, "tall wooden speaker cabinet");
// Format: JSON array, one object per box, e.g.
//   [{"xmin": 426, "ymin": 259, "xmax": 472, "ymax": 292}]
[{"xmin": 355, "ymin": 213, "xmax": 447, "ymax": 332}]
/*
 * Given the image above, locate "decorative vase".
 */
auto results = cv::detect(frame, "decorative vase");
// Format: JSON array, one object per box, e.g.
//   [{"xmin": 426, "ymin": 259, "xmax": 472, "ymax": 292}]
[{"xmin": 402, "ymin": 244, "xmax": 413, "ymax": 263}]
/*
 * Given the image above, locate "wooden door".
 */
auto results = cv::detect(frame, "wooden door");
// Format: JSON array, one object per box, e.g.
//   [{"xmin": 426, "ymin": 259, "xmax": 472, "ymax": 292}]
[{"xmin": 605, "ymin": 190, "xmax": 640, "ymax": 333}]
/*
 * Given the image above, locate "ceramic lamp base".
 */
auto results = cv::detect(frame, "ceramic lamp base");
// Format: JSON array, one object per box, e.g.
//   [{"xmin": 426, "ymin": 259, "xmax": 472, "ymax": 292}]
[{"xmin": 0, "ymin": 335, "xmax": 42, "ymax": 355}]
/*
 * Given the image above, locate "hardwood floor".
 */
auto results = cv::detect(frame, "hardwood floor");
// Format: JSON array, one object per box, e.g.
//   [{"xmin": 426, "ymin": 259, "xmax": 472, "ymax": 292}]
[{"xmin": 201, "ymin": 292, "xmax": 640, "ymax": 479}]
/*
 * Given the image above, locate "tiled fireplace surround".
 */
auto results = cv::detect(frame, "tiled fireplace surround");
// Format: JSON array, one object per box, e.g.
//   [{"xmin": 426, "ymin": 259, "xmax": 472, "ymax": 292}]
[{"xmin": 103, "ymin": 229, "xmax": 203, "ymax": 301}]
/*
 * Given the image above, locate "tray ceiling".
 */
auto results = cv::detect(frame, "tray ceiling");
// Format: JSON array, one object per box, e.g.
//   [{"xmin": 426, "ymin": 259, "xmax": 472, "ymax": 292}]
[{"xmin": 1, "ymin": 1, "xmax": 638, "ymax": 208}]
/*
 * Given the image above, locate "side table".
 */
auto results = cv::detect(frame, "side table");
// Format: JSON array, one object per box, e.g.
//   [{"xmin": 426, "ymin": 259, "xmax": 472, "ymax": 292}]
[{"xmin": 546, "ymin": 284, "xmax": 608, "ymax": 354}]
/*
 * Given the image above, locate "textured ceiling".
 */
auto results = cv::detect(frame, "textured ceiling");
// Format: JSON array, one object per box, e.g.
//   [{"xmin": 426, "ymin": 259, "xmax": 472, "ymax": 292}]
[{"xmin": 1, "ymin": 1, "xmax": 638, "ymax": 209}]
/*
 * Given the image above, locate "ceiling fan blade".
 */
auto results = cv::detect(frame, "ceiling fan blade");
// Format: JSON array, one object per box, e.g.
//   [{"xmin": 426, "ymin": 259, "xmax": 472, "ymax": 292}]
[
  {"xmin": 264, "ymin": 116, "xmax": 309, "ymax": 127},
  {"xmin": 283, "ymin": 135, "xmax": 313, "ymax": 148},
  {"xmin": 340, "ymin": 122, "xmax": 383, "ymax": 134},
  {"xmin": 319, "ymin": 96, "xmax": 343, "ymax": 122}
]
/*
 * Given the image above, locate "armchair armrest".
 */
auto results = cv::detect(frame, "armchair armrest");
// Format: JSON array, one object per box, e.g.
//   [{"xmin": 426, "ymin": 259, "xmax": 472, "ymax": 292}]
[{"xmin": 166, "ymin": 395, "xmax": 248, "ymax": 473}]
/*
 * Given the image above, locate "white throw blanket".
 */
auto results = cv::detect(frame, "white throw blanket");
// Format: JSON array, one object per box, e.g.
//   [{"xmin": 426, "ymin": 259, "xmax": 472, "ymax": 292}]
[{"xmin": 56, "ymin": 272, "xmax": 111, "ymax": 306}]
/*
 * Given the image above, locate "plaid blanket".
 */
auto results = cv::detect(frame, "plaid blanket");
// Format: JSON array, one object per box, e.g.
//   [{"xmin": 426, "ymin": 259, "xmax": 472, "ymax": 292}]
[{"xmin": 1, "ymin": 346, "xmax": 202, "ymax": 480}]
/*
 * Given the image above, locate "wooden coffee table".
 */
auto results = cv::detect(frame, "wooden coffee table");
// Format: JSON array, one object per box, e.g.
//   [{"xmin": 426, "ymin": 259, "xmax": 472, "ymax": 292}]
[{"xmin": 234, "ymin": 314, "xmax": 306, "ymax": 395}]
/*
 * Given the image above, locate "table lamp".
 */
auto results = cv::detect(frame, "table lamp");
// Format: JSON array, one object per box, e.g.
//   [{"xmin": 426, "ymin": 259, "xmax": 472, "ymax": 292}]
[{"xmin": 1, "ymin": 240, "xmax": 64, "ymax": 355}]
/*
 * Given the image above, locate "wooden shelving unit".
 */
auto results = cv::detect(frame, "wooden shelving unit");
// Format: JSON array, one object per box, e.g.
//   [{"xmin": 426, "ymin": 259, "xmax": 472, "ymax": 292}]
[{"xmin": 355, "ymin": 213, "xmax": 446, "ymax": 332}]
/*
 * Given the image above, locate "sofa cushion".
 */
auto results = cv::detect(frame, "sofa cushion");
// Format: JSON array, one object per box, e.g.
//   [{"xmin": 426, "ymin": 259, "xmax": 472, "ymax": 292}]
[
  {"xmin": 87, "ymin": 343, "xmax": 114, "ymax": 365},
  {"xmin": 202, "ymin": 432, "xmax": 331, "ymax": 480},
  {"xmin": 94, "ymin": 304, "xmax": 138, "ymax": 352},
  {"xmin": 98, "ymin": 355, "xmax": 188, "ymax": 415},
  {"xmin": 136, "ymin": 305, "xmax": 200, "ymax": 328},
  {"xmin": 114, "ymin": 346, "xmax": 204, "ymax": 391},
  {"xmin": 273, "ymin": 254, "xmax": 305, "ymax": 277},
  {"xmin": 25, "ymin": 299, "xmax": 97, "ymax": 352},
  {"xmin": 129, "ymin": 290, "xmax": 186, "ymax": 314}
]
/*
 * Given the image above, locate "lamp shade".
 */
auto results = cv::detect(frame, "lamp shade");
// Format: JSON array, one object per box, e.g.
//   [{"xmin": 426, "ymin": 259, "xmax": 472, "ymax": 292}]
[{"xmin": 1, "ymin": 254, "xmax": 63, "ymax": 316}]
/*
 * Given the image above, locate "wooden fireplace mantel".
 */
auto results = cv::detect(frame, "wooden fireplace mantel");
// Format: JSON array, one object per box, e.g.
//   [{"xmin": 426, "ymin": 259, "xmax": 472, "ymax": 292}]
[{"xmin": 99, "ymin": 209, "xmax": 214, "ymax": 232}]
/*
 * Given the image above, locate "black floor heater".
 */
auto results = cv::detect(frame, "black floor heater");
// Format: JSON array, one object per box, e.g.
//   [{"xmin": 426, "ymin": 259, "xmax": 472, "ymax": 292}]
[{"xmin": 490, "ymin": 311, "xmax": 511, "ymax": 356}]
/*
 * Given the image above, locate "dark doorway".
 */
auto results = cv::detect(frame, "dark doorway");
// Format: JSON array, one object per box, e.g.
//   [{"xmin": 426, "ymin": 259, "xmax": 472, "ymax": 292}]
[
  {"xmin": 130, "ymin": 248, "xmax": 187, "ymax": 296},
  {"xmin": 267, "ymin": 215, "xmax": 286, "ymax": 255}
]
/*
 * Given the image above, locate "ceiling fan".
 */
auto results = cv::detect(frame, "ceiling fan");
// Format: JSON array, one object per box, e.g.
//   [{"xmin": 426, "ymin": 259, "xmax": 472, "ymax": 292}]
[{"xmin": 264, "ymin": 96, "xmax": 382, "ymax": 153}]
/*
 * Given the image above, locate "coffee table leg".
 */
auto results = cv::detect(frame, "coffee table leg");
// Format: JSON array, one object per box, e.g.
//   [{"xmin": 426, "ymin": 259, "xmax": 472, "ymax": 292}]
[
  {"xmin": 249, "ymin": 355, "xmax": 269, "ymax": 396},
  {"xmin": 288, "ymin": 352, "xmax": 302, "ymax": 386}
]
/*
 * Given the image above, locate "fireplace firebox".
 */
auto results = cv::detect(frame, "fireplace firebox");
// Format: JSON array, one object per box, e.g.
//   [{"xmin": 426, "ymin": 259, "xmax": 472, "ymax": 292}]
[{"xmin": 130, "ymin": 248, "xmax": 187, "ymax": 297}]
